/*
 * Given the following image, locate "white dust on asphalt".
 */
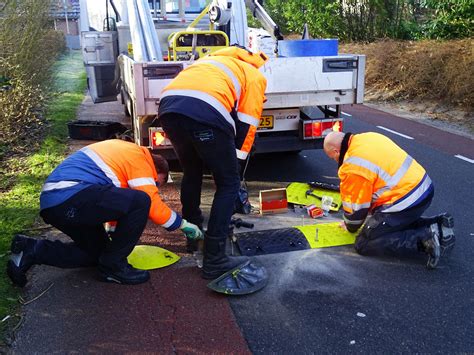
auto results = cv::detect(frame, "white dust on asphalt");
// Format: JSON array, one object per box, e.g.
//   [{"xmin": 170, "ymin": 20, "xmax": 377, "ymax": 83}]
[{"xmin": 271, "ymin": 249, "xmax": 361, "ymax": 296}]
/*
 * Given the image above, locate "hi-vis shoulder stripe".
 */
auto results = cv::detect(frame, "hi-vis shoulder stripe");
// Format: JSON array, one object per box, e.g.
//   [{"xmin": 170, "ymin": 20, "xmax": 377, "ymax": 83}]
[
  {"xmin": 81, "ymin": 147, "xmax": 121, "ymax": 187},
  {"xmin": 345, "ymin": 156, "xmax": 392, "ymax": 183},
  {"xmin": 383, "ymin": 175, "xmax": 432, "ymax": 212},
  {"xmin": 238, "ymin": 112, "xmax": 260, "ymax": 127},
  {"xmin": 343, "ymin": 215, "xmax": 366, "ymax": 225},
  {"xmin": 162, "ymin": 210, "xmax": 178, "ymax": 228},
  {"xmin": 198, "ymin": 60, "xmax": 260, "ymax": 127},
  {"xmin": 236, "ymin": 149, "xmax": 248, "ymax": 160},
  {"xmin": 193, "ymin": 60, "xmax": 262, "ymax": 127},
  {"xmin": 345, "ymin": 155, "xmax": 414, "ymax": 204},
  {"xmin": 342, "ymin": 201, "xmax": 371, "ymax": 212},
  {"xmin": 128, "ymin": 177, "xmax": 156, "ymax": 188},
  {"xmin": 196, "ymin": 60, "xmax": 242, "ymax": 100},
  {"xmin": 42, "ymin": 181, "xmax": 79, "ymax": 192},
  {"xmin": 372, "ymin": 155, "xmax": 413, "ymax": 201},
  {"xmin": 161, "ymin": 89, "xmax": 236, "ymax": 134}
]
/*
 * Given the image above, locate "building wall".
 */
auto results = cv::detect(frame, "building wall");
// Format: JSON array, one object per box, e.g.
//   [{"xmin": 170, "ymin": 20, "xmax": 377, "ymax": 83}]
[
  {"xmin": 54, "ymin": 18, "xmax": 80, "ymax": 36},
  {"xmin": 66, "ymin": 35, "xmax": 81, "ymax": 50}
]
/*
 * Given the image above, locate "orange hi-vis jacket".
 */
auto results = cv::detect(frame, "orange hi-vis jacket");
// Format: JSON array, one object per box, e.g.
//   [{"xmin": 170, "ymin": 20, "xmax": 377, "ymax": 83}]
[
  {"xmin": 40, "ymin": 139, "xmax": 182, "ymax": 231},
  {"xmin": 339, "ymin": 132, "xmax": 433, "ymax": 230},
  {"xmin": 161, "ymin": 46, "xmax": 268, "ymax": 160}
]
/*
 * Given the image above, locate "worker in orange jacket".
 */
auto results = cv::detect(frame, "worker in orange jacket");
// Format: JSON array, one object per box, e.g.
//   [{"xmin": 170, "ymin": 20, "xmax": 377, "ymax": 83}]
[
  {"xmin": 7, "ymin": 139, "xmax": 202, "ymax": 286},
  {"xmin": 158, "ymin": 46, "xmax": 268, "ymax": 280},
  {"xmin": 324, "ymin": 131, "xmax": 455, "ymax": 269}
]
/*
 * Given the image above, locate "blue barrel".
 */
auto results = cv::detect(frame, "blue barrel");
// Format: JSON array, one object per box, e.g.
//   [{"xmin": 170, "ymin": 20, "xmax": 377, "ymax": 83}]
[{"xmin": 277, "ymin": 39, "xmax": 338, "ymax": 57}]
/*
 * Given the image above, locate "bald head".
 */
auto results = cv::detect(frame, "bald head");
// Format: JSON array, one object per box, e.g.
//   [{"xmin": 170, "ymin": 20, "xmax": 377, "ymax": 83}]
[{"xmin": 323, "ymin": 132, "xmax": 345, "ymax": 162}]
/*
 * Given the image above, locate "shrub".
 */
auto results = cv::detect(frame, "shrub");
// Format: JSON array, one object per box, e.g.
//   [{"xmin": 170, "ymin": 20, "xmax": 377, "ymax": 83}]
[
  {"xmin": 0, "ymin": 0, "xmax": 65, "ymax": 154},
  {"xmin": 340, "ymin": 39, "xmax": 474, "ymax": 110},
  {"xmin": 421, "ymin": 0, "xmax": 474, "ymax": 39},
  {"xmin": 0, "ymin": 63, "xmax": 46, "ymax": 149}
]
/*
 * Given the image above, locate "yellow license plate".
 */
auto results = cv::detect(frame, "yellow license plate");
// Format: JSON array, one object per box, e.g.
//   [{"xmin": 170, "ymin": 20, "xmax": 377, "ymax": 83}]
[{"xmin": 259, "ymin": 115, "xmax": 274, "ymax": 130}]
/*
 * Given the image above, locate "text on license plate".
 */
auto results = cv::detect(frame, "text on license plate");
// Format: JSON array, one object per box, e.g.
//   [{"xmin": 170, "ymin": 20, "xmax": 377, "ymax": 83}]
[{"xmin": 258, "ymin": 115, "xmax": 274, "ymax": 130}]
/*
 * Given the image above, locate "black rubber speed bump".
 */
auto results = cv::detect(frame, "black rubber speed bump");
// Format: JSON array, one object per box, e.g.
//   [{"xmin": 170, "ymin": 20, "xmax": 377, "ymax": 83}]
[
  {"xmin": 235, "ymin": 228, "xmax": 310, "ymax": 256},
  {"xmin": 207, "ymin": 260, "xmax": 268, "ymax": 295}
]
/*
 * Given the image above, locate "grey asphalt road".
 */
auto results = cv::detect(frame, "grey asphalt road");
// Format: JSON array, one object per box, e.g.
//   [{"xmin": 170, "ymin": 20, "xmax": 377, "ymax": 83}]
[{"xmin": 229, "ymin": 105, "xmax": 474, "ymax": 353}]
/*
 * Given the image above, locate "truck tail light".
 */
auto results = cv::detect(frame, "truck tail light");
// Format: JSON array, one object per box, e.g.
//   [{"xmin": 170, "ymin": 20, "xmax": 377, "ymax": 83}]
[
  {"xmin": 149, "ymin": 127, "xmax": 173, "ymax": 149},
  {"xmin": 301, "ymin": 118, "xmax": 343, "ymax": 140}
]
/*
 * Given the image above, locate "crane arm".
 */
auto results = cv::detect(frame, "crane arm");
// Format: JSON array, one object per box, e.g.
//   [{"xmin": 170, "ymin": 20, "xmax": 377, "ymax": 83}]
[{"xmin": 245, "ymin": 0, "xmax": 283, "ymax": 40}]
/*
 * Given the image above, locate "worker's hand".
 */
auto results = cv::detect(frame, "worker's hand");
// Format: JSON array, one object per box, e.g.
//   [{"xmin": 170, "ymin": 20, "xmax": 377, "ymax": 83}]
[
  {"xmin": 180, "ymin": 220, "xmax": 204, "ymax": 240},
  {"xmin": 338, "ymin": 221, "xmax": 348, "ymax": 231}
]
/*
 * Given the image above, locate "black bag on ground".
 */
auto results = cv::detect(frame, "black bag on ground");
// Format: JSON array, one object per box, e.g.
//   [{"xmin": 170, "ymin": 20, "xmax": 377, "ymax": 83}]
[{"xmin": 235, "ymin": 182, "xmax": 251, "ymax": 214}]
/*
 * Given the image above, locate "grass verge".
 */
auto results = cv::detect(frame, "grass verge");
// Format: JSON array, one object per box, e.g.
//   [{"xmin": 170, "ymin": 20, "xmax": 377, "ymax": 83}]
[{"xmin": 0, "ymin": 50, "xmax": 86, "ymax": 344}]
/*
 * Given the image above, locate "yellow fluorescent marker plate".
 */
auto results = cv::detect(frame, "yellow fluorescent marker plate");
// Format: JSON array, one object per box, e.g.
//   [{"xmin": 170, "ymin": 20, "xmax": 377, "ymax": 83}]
[
  {"xmin": 286, "ymin": 182, "xmax": 341, "ymax": 211},
  {"xmin": 295, "ymin": 222, "xmax": 356, "ymax": 248},
  {"xmin": 127, "ymin": 245, "xmax": 180, "ymax": 270}
]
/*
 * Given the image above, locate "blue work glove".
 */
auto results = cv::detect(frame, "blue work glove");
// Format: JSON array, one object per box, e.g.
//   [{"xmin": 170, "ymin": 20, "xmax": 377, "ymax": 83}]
[{"xmin": 180, "ymin": 219, "xmax": 204, "ymax": 240}]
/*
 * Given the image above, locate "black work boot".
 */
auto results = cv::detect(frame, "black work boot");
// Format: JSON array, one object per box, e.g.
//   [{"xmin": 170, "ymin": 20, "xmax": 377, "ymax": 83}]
[
  {"xmin": 98, "ymin": 263, "xmax": 150, "ymax": 285},
  {"xmin": 421, "ymin": 224, "xmax": 441, "ymax": 270},
  {"xmin": 202, "ymin": 233, "xmax": 249, "ymax": 280},
  {"xmin": 7, "ymin": 234, "xmax": 40, "ymax": 287},
  {"xmin": 437, "ymin": 213, "xmax": 455, "ymax": 255}
]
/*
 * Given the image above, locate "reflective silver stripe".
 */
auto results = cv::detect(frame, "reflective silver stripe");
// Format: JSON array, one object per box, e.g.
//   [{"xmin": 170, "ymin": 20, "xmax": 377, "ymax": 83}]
[
  {"xmin": 236, "ymin": 149, "xmax": 248, "ymax": 160},
  {"xmin": 343, "ymin": 215, "xmax": 365, "ymax": 225},
  {"xmin": 388, "ymin": 155, "xmax": 413, "ymax": 187},
  {"xmin": 161, "ymin": 89, "xmax": 236, "ymax": 133},
  {"xmin": 196, "ymin": 60, "xmax": 241, "ymax": 100},
  {"xmin": 81, "ymin": 147, "xmax": 121, "ymax": 187},
  {"xmin": 104, "ymin": 222, "xmax": 116, "ymax": 232},
  {"xmin": 345, "ymin": 157, "xmax": 392, "ymax": 183},
  {"xmin": 372, "ymin": 155, "xmax": 413, "ymax": 200},
  {"xmin": 42, "ymin": 181, "xmax": 79, "ymax": 192},
  {"xmin": 346, "ymin": 155, "xmax": 414, "ymax": 205},
  {"xmin": 162, "ymin": 210, "xmax": 178, "ymax": 228},
  {"xmin": 342, "ymin": 201, "xmax": 371, "ymax": 212},
  {"xmin": 372, "ymin": 186, "xmax": 391, "ymax": 202},
  {"xmin": 128, "ymin": 177, "xmax": 155, "ymax": 188},
  {"xmin": 237, "ymin": 112, "xmax": 260, "ymax": 127},
  {"xmin": 383, "ymin": 175, "xmax": 432, "ymax": 213}
]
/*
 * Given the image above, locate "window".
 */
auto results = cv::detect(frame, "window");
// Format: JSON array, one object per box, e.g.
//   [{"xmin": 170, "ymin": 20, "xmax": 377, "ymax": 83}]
[{"xmin": 164, "ymin": 0, "xmax": 207, "ymax": 14}]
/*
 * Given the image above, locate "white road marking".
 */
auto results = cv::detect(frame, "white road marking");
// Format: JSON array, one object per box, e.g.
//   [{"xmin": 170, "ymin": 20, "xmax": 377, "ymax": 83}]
[
  {"xmin": 376, "ymin": 126, "xmax": 414, "ymax": 140},
  {"xmin": 455, "ymin": 155, "xmax": 474, "ymax": 164},
  {"xmin": 327, "ymin": 108, "xmax": 352, "ymax": 117}
]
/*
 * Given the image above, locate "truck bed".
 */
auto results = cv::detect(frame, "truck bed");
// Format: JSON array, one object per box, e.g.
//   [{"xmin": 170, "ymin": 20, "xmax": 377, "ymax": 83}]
[{"xmin": 122, "ymin": 54, "xmax": 365, "ymax": 117}]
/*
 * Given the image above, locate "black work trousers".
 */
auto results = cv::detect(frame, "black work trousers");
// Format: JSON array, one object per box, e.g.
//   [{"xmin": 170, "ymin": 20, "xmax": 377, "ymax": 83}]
[
  {"xmin": 160, "ymin": 113, "xmax": 240, "ymax": 239},
  {"xmin": 355, "ymin": 190, "xmax": 436, "ymax": 258},
  {"xmin": 39, "ymin": 185, "xmax": 151, "ymax": 270}
]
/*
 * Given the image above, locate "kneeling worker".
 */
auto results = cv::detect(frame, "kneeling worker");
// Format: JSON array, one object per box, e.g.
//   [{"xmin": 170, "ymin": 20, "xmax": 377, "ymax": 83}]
[
  {"xmin": 7, "ymin": 139, "xmax": 203, "ymax": 286},
  {"xmin": 323, "ymin": 131, "xmax": 455, "ymax": 269}
]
